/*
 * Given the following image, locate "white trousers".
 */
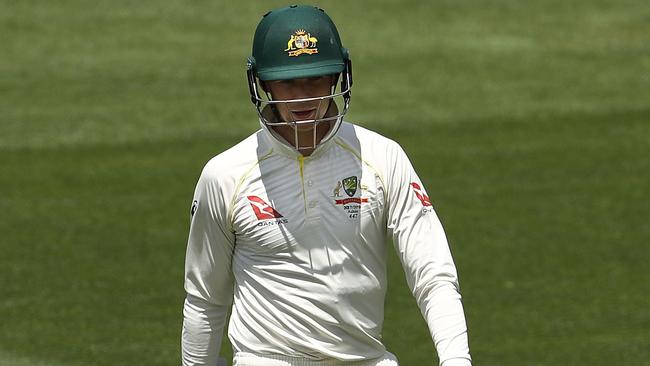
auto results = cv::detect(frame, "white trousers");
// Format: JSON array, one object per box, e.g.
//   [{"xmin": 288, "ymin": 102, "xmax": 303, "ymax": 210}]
[{"xmin": 233, "ymin": 352, "xmax": 399, "ymax": 366}]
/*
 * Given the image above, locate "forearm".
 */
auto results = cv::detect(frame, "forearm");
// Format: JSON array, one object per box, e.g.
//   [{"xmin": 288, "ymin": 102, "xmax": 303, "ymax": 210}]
[
  {"xmin": 420, "ymin": 281, "xmax": 471, "ymax": 366},
  {"xmin": 181, "ymin": 294, "xmax": 230, "ymax": 366}
]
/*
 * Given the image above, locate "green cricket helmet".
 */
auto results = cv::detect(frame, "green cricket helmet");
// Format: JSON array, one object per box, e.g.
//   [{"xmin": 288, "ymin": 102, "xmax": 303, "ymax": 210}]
[{"xmin": 246, "ymin": 5, "xmax": 353, "ymax": 152}]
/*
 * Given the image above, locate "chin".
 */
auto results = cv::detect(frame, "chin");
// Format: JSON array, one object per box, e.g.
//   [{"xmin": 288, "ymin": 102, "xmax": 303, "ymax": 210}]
[{"xmin": 294, "ymin": 123, "xmax": 317, "ymax": 131}]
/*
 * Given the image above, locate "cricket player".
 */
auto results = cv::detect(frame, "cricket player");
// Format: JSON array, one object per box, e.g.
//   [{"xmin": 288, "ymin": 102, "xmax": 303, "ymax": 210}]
[{"xmin": 182, "ymin": 5, "xmax": 472, "ymax": 366}]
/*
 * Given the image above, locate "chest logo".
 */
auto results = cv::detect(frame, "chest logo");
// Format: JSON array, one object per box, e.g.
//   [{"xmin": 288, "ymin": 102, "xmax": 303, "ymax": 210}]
[
  {"xmin": 342, "ymin": 176, "xmax": 358, "ymax": 197},
  {"xmin": 247, "ymin": 196, "xmax": 283, "ymax": 220},
  {"xmin": 333, "ymin": 176, "xmax": 367, "ymax": 219}
]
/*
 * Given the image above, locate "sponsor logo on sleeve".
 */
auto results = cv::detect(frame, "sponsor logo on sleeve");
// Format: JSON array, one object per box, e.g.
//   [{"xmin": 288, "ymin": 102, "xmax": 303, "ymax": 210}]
[
  {"xmin": 410, "ymin": 182, "xmax": 433, "ymax": 213},
  {"xmin": 190, "ymin": 200, "xmax": 198, "ymax": 217}
]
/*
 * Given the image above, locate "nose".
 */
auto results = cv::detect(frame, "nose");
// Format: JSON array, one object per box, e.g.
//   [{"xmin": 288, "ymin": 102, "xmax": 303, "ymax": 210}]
[{"xmin": 289, "ymin": 79, "xmax": 313, "ymax": 99}]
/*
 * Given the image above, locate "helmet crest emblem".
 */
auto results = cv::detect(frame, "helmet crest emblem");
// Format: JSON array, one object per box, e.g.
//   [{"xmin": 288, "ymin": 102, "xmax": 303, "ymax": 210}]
[{"xmin": 285, "ymin": 29, "xmax": 319, "ymax": 57}]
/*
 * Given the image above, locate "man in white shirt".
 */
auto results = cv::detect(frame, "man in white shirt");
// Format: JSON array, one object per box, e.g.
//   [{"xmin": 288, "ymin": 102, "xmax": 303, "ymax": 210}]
[{"xmin": 181, "ymin": 5, "xmax": 472, "ymax": 366}]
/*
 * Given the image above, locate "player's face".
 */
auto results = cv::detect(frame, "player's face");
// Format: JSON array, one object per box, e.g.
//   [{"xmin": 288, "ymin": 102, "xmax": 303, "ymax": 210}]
[{"xmin": 264, "ymin": 75, "xmax": 335, "ymax": 127}]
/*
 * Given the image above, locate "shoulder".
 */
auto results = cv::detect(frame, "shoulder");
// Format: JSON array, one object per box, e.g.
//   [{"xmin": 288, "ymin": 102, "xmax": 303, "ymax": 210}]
[
  {"xmin": 337, "ymin": 121, "xmax": 398, "ymax": 146},
  {"xmin": 199, "ymin": 130, "xmax": 271, "ymax": 188},
  {"xmin": 335, "ymin": 121, "xmax": 407, "ymax": 164}
]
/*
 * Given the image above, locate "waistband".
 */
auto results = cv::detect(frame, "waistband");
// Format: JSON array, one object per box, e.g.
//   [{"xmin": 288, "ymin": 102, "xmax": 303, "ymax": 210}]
[{"xmin": 233, "ymin": 352, "xmax": 398, "ymax": 366}]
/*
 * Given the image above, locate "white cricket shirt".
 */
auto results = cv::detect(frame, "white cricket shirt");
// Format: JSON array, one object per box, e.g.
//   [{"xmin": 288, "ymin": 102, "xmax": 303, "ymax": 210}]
[{"xmin": 182, "ymin": 120, "xmax": 471, "ymax": 366}]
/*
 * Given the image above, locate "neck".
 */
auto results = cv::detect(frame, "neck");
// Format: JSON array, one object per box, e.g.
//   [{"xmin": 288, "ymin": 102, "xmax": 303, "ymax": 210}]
[{"xmin": 271, "ymin": 122, "xmax": 332, "ymax": 156}]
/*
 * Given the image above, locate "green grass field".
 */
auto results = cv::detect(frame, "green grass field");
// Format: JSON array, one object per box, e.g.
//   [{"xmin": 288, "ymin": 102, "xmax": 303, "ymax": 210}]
[{"xmin": 1, "ymin": 0, "xmax": 649, "ymax": 365}]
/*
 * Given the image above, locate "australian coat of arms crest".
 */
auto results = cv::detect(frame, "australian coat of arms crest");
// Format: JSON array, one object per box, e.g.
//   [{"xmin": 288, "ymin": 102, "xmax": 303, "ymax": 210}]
[{"xmin": 285, "ymin": 29, "xmax": 319, "ymax": 57}]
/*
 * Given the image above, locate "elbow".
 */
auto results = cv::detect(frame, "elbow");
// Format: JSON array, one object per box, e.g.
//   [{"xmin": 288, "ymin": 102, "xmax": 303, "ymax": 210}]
[{"xmin": 412, "ymin": 269, "xmax": 461, "ymax": 304}]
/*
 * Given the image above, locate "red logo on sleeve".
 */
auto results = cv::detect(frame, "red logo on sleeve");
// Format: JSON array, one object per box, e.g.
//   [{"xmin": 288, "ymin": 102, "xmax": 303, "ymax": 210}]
[
  {"xmin": 410, "ymin": 183, "xmax": 432, "ymax": 207},
  {"xmin": 247, "ymin": 196, "xmax": 283, "ymax": 220}
]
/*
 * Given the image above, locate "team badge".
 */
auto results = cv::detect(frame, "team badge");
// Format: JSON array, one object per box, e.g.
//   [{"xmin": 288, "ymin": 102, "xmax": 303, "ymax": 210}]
[
  {"xmin": 332, "ymin": 177, "xmax": 368, "ymax": 219},
  {"xmin": 285, "ymin": 29, "xmax": 318, "ymax": 57},
  {"xmin": 342, "ymin": 176, "xmax": 358, "ymax": 197}
]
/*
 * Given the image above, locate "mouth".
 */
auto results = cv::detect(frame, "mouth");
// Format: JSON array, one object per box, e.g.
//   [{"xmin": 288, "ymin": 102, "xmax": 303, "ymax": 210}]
[{"xmin": 290, "ymin": 108, "xmax": 316, "ymax": 121}]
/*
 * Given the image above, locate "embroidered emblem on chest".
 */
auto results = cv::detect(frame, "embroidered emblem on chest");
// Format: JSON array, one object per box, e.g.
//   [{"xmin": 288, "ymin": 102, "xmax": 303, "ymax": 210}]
[
  {"xmin": 342, "ymin": 176, "xmax": 358, "ymax": 197},
  {"xmin": 332, "ymin": 176, "xmax": 369, "ymax": 219}
]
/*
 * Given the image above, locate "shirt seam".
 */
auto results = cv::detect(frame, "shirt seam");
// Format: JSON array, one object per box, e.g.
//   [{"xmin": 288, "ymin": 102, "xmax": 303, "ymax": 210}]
[{"xmin": 227, "ymin": 148, "xmax": 275, "ymax": 231}]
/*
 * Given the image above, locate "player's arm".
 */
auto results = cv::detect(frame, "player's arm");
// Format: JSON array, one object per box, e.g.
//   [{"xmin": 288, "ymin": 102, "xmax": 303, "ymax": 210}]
[
  {"xmin": 385, "ymin": 142, "xmax": 472, "ymax": 366},
  {"xmin": 182, "ymin": 167, "xmax": 236, "ymax": 366}
]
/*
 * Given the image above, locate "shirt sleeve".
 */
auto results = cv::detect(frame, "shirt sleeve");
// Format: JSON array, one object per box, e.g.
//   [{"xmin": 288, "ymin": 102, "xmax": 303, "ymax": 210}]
[
  {"xmin": 182, "ymin": 295, "xmax": 230, "ymax": 366},
  {"xmin": 182, "ymin": 167, "xmax": 236, "ymax": 365},
  {"xmin": 385, "ymin": 143, "xmax": 472, "ymax": 366}
]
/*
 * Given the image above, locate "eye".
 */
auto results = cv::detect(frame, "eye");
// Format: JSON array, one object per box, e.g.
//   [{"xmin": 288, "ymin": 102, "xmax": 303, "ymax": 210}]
[
  {"xmin": 269, "ymin": 79, "xmax": 294, "ymax": 86},
  {"xmin": 306, "ymin": 76, "xmax": 330, "ymax": 85}
]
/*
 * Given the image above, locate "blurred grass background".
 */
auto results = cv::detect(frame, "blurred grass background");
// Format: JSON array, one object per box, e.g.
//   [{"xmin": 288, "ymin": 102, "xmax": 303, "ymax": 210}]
[{"xmin": 1, "ymin": 0, "xmax": 649, "ymax": 365}]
